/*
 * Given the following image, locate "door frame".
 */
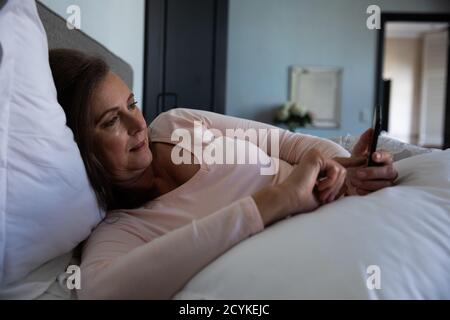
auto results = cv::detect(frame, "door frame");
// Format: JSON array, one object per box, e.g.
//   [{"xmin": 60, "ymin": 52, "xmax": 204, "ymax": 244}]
[
  {"xmin": 142, "ymin": 0, "xmax": 229, "ymax": 123},
  {"xmin": 374, "ymin": 13, "xmax": 450, "ymax": 149}
]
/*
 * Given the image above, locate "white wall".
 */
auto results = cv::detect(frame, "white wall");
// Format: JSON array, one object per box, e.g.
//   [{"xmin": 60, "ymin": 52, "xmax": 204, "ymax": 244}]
[
  {"xmin": 383, "ymin": 38, "xmax": 422, "ymax": 143},
  {"xmin": 40, "ymin": 0, "xmax": 145, "ymax": 108},
  {"xmin": 227, "ymin": 0, "xmax": 450, "ymax": 138}
]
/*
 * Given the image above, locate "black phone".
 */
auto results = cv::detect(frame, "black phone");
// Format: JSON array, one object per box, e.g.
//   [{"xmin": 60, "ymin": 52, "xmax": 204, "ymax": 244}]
[{"xmin": 367, "ymin": 105, "xmax": 382, "ymax": 167}]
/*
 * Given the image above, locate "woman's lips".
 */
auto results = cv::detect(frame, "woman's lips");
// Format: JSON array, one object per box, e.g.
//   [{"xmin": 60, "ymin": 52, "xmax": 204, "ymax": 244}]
[{"xmin": 130, "ymin": 140, "xmax": 146, "ymax": 152}]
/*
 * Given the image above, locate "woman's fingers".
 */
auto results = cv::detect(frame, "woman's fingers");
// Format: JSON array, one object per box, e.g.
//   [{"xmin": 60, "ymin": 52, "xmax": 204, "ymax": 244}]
[
  {"xmin": 371, "ymin": 150, "xmax": 394, "ymax": 165},
  {"xmin": 317, "ymin": 159, "xmax": 346, "ymax": 203},
  {"xmin": 317, "ymin": 169, "xmax": 338, "ymax": 191},
  {"xmin": 356, "ymin": 163, "xmax": 397, "ymax": 180},
  {"xmin": 356, "ymin": 188, "xmax": 371, "ymax": 196},
  {"xmin": 318, "ymin": 177, "xmax": 339, "ymax": 202},
  {"xmin": 278, "ymin": 148, "xmax": 324, "ymax": 213},
  {"xmin": 351, "ymin": 178, "xmax": 394, "ymax": 191},
  {"xmin": 334, "ymin": 156, "xmax": 367, "ymax": 168},
  {"xmin": 352, "ymin": 128, "xmax": 373, "ymax": 157},
  {"xmin": 326, "ymin": 166, "xmax": 346, "ymax": 202},
  {"xmin": 281, "ymin": 148, "xmax": 349, "ymax": 212}
]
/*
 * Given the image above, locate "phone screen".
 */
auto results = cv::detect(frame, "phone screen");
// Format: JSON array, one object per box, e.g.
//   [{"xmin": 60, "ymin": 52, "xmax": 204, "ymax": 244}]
[{"xmin": 368, "ymin": 105, "xmax": 382, "ymax": 167}]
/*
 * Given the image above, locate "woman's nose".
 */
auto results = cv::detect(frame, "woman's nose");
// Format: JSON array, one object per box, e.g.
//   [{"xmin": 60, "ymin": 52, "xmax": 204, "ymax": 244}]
[{"xmin": 127, "ymin": 112, "xmax": 146, "ymax": 136}]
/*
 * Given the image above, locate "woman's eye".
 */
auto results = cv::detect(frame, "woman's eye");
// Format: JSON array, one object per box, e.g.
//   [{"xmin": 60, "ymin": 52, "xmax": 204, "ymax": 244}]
[
  {"xmin": 105, "ymin": 116, "xmax": 119, "ymax": 127},
  {"xmin": 128, "ymin": 101, "xmax": 138, "ymax": 110}
]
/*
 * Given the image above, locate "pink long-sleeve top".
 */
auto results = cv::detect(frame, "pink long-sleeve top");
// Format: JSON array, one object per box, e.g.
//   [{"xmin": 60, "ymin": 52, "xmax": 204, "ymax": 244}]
[{"xmin": 78, "ymin": 108, "xmax": 350, "ymax": 299}]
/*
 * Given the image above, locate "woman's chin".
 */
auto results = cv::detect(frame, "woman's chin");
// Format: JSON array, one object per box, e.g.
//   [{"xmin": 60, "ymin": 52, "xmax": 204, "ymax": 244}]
[{"xmin": 131, "ymin": 149, "xmax": 153, "ymax": 169}]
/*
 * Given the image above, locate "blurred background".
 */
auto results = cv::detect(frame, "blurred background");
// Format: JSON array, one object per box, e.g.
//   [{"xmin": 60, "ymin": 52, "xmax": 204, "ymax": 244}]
[{"xmin": 39, "ymin": 0, "xmax": 450, "ymax": 148}]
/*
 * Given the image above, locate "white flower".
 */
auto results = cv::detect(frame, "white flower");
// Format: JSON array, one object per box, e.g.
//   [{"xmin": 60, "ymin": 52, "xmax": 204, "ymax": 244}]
[
  {"xmin": 276, "ymin": 102, "xmax": 293, "ymax": 121},
  {"xmin": 276, "ymin": 106, "xmax": 290, "ymax": 121},
  {"xmin": 290, "ymin": 103, "xmax": 305, "ymax": 116}
]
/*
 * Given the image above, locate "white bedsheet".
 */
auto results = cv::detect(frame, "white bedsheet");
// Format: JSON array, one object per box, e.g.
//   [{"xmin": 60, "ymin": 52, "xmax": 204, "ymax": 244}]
[
  {"xmin": 174, "ymin": 150, "xmax": 450, "ymax": 299},
  {"xmin": 6, "ymin": 140, "xmax": 448, "ymax": 300},
  {"xmin": 0, "ymin": 251, "xmax": 76, "ymax": 300}
]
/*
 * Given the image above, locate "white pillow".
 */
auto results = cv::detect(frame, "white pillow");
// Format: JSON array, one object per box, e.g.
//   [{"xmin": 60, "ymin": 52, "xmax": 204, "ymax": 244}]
[
  {"xmin": 174, "ymin": 150, "xmax": 450, "ymax": 299},
  {"xmin": 0, "ymin": 0, "xmax": 102, "ymax": 291},
  {"xmin": 329, "ymin": 133, "xmax": 437, "ymax": 162}
]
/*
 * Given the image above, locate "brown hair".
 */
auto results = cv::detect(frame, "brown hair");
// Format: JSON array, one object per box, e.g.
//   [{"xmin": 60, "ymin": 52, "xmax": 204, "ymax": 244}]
[{"xmin": 49, "ymin": 49, "xmax": 133, "ymax": 211}]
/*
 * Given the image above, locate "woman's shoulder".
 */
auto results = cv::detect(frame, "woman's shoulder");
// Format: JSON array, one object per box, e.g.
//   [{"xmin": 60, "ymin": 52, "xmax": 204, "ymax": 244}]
[{"xmin": 148, "ymin": 108, "xmax": 212, "ymax": 143}]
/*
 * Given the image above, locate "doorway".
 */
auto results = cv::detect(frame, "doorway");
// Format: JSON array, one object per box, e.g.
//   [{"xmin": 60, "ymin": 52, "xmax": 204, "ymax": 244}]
[{"xmin": 375, "ymin": 13, "xmax": 450, "ymax": 149}]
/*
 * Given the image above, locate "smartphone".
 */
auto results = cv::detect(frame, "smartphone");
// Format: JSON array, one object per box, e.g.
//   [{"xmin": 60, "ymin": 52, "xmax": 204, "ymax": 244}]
[{"xmin": 367, "ymin": 105, "xmax": 382, "ymax": 167}]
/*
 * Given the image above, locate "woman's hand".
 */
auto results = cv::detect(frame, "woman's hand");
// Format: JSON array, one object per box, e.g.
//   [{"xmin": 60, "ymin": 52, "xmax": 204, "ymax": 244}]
[
  {"xmin": 253, "ymin": 149, "xmax": 346, "ymax": 226},
  {"xmin": 280, "ymin": 149, "xmax": 347, "ymax": 213},
  {"xmin": 334, "ymin": 129, "xmax": 398, "ymax": 196}
]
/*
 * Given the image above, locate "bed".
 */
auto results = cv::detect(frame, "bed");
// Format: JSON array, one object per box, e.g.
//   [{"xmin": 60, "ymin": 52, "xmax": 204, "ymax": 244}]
[
  {"xmin": 1, "ymin": 1, "xmax": 449, "ymax": 300},
  {"xmin": 173, "ymin": 138, "xmax": 450, "ymax": 299},
  {"xmin": 38, "ymin": 134, "xmax": 450, "ymax": 300}
]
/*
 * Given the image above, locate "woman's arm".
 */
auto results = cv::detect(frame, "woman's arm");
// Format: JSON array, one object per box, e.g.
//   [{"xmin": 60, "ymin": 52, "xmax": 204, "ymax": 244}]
[
  {"xmin": 78, "ymin": 147, "xmax": 344, "ymax": 299},
  {"xmin": 149, "ymin": 108, "xmax": 350, "ymax": 164},
  {"xmin": 78, "ymin": 196, "xmax": 265, "ymax": 300}
]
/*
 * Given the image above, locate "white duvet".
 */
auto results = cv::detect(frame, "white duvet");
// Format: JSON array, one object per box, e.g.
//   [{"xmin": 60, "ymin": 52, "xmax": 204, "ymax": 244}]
[{"xmin": 174, "ymin": 150, "xmax": 450, "ymax": 299}]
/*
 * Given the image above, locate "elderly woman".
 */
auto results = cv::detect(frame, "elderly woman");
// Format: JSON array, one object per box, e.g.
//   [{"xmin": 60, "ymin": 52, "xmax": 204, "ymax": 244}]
[{"xmin": 49, "ymin": 49, "xmax": 397, "ymax": 299}]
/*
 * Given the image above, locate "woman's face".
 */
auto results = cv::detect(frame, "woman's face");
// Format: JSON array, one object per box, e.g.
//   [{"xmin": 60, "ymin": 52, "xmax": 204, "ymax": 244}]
[{"xmin": 91, "ymin": 72, "xmax": 152, "ymax": 183}]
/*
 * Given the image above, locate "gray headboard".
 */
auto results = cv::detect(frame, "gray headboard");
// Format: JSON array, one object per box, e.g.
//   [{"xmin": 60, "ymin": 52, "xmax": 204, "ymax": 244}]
[{"xmin": 36, "ymin": 1, "xmax": 133, "ymax": 88}]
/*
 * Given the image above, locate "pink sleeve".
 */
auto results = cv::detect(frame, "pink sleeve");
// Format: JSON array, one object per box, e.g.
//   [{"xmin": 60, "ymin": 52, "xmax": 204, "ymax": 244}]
[
  {"xmin": 150, "ymin": 108, "xmax": 350, "ymax": 164},
  {"xmin": 78, "ymin": 196, "xmax": 263, "ymax": 299}
]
